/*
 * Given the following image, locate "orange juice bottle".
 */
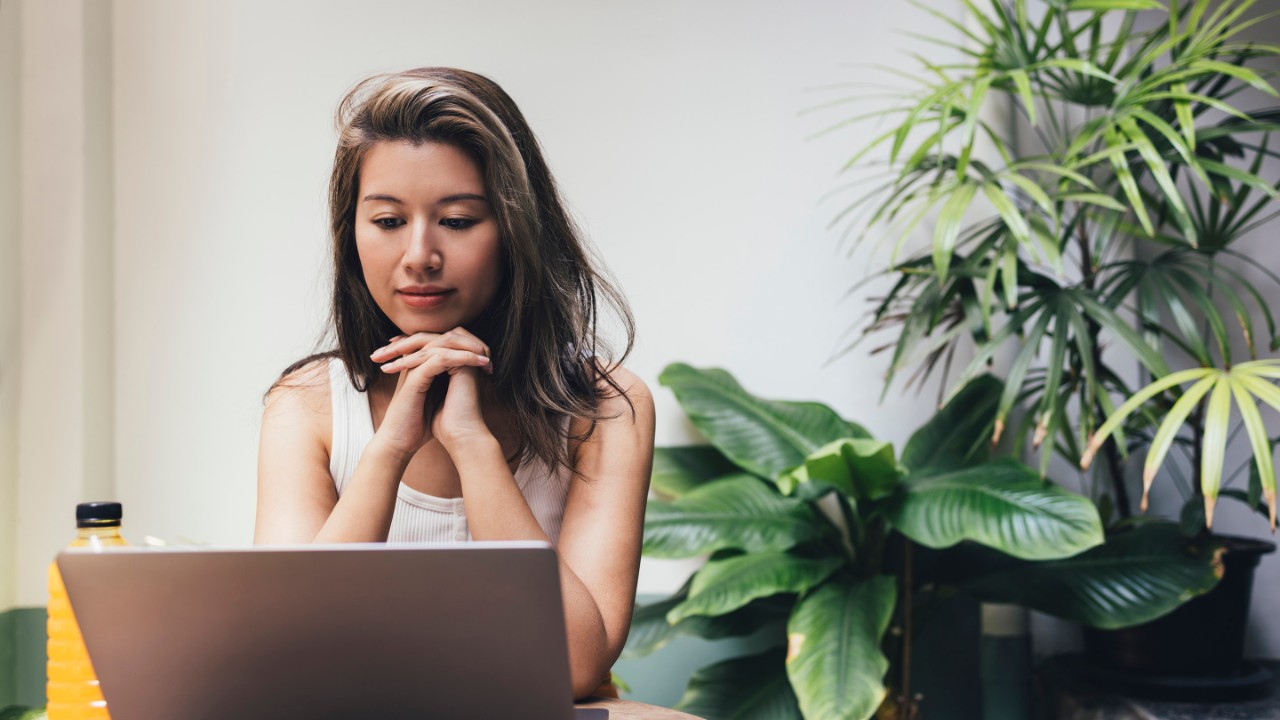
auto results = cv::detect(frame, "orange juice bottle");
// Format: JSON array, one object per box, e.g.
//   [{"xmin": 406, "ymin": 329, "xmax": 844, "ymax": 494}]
[{"xmin": 47, "ymin": 501, "xmax": 129, "ymax": 720}]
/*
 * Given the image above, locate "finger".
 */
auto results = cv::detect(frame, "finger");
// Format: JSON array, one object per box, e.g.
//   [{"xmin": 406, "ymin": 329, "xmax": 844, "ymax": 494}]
[
  {"xmin": 409, "ymin": 329, "xmax": 490, "ymax": 361},
  {"xmin": 382, "ymin": 348, "xmax": 490, "ymax": 375},
  {"xmin": 371, "ymin": 329, "xmax": 488, "ymax": 362},
  {"xmin": 370, "ymin": 332, "xmax": 440, "ymax": 361},
  {"xmin": 441, "ymin": 327, "xmax": 491, "ymax": 358}
]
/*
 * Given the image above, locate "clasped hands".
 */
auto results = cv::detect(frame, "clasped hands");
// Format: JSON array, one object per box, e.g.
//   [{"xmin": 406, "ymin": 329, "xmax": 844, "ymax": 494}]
[{"xmin": 368, "ymin": 327, "xmax": 496, "ymax": 461}]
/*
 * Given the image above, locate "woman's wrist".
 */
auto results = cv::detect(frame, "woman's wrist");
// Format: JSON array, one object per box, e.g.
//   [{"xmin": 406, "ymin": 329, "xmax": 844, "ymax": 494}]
[
  {"xmin": 440, "ymin": 429, "xmax": 500, "ymax": 459},
  {"xmin": 365, "ymin": 434, "xmax": 418, "ymax": 469}
]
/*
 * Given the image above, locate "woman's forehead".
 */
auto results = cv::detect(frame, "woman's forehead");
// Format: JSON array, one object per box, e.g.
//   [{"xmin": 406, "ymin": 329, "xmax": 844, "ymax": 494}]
[{"xmin": 358, "ymin": 140, "xmax": 487, "ymax": 202}]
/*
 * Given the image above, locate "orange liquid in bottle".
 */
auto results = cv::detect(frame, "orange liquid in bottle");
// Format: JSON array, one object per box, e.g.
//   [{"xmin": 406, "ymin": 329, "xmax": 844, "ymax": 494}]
[{"xmin": 47, "ymin": 522, "xmax": 128, "ymax": 720}]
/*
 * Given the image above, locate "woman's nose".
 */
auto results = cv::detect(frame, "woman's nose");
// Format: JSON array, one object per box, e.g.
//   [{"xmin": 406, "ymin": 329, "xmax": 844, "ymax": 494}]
[{"xmin": 402, "ymin": 221, "xmax": 442, "ymax": 272}]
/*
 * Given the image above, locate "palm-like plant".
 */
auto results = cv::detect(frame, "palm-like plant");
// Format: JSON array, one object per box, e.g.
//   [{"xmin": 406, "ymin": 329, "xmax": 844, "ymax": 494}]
[{"xmin": 832, "ymin": 0, "xmax": 1280, "ymax": 530}]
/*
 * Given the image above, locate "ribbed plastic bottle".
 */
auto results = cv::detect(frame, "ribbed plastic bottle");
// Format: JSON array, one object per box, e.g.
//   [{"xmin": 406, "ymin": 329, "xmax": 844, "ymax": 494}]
[{"xmin": 47, "ymin": 501, "xmax": 129, "ymax": 720}]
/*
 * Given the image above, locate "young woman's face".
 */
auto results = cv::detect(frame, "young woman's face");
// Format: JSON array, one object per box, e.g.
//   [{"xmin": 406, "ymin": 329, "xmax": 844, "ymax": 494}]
[{"xmin": 354, "ymin": 140, "xmax": 502, "ymax": 335}]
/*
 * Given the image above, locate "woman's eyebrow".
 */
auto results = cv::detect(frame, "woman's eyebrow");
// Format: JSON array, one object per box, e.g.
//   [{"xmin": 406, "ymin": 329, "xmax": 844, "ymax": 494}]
[
  {"xmin": 360, "ymin": 193, "xmax": 487, "ymax": 204},
  {"xmin": 436, "ymin": 193, "xmax": 488, "ymax": 205}
]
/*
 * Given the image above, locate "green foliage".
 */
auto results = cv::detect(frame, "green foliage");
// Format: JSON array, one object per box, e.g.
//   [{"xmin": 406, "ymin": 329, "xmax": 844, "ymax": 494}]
[
  {"xmin": 1082, "ymin": 360, "xmax": 1280, "ymax": 527},
  {"xmin": 674, "ymin": 649, "xmax": 802, "ymax": 720},
  {"xmin": 834, "ymin": 0, "xmax": 1280, "ymax": 529},
  {"xmin": 658, "ymin": 363, "xmax": 869, "ymax": 480},
  {"xmin": 642, "ymin": 475, "xmax": 828, "ymax": 558},
  {"xmin": 629, "ymin": 364, "xmax": 1113, "ymax": 719},
  {"xmin": 0, "ymin": 708, "xmax": 45, "ymax": 720},
  {"xmin": 786, "ymin": 575, "xmax": 897, "ymax": 720},
  {"xmin": 884, "ymin": 459, "xmax": 1104, "ymax": 559},
  {"xmin": 958, "ymin": 523, "xmax": 1224, "ymax": 628}
]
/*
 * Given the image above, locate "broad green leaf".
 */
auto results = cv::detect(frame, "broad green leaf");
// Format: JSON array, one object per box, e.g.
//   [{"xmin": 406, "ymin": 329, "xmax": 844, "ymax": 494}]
[
  {"xmin": 963, "ymin": 523, "xmax": 1222, "ymax": 628},
  {"xmin": 659, "ymin": 363, "xmax": 861, "ymax": 480},
  {"xmin": 668, "ymin": 553, "xmax": 842, "ymax": 624},
  {"xmin": 651, "ymin": 446, "xmax": 740, "ymax": 499},
  {"xmin": 624, "ymin": 591, "xmax": 688, "ymax": 658},
  {"xmin": 624, "ymin": 585, "xmax": 791, "ymax": 659},
  {"xmin": 643, "ymin": 474, "xmax": 827, "ymax": 558},
  {"xmin": 786, "ymin": 575, "xmax": 896, "ymax": 720},
  {"xmin": 884, "ymin": 458, "xmax": 1104, "ymax": 560},
  {"xmin": 903, "ymin": 374, "xmax": 1001, "ymax": 476},
  {"xmin": 776, "ymin": 438, "xmax": 899, "ymax": 501},
  {"xmin": 1180, "ymin": 497, "xmax": 1207, "ymax": 538},
  {"xmin": 675, "ymin": 648, "xmax": 802, "ymax": 720}
]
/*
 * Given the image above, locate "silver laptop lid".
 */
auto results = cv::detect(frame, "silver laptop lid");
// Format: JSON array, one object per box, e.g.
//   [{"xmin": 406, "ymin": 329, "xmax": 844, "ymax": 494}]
[{"xmin": 58, "ymin": 542, "xmax": 577, "ymax": 720}]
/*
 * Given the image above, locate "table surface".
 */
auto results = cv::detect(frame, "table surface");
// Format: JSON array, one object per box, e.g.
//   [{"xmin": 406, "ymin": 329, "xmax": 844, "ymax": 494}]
[{"xmin": 577, "ymin": 696, "xmax": 704, "ymax": 719}]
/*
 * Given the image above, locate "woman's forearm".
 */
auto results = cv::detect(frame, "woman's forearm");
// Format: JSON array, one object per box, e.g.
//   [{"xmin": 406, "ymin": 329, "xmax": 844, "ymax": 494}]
[
  {"xmin": 449, "ymin": 434, "xmax": 613, "ymax": 697},
  {"xmin": 312, "ymin": 439, "xmax": 409, "ymax": 543}
]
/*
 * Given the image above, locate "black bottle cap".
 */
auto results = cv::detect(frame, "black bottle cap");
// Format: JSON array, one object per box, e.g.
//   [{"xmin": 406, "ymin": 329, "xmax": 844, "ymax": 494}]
[{"xmin": 76, "ymin": 501, "xmax": 122, "ymax": 528}]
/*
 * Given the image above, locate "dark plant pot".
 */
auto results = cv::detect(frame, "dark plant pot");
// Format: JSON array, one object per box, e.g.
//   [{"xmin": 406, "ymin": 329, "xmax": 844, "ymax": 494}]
[{"xmin": 1082, "ymin": 534, "xmax": 1275, "ymax": 694}]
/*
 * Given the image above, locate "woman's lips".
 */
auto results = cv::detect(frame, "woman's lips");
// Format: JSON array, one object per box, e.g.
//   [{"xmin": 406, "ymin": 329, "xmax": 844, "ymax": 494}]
[{"xmin": 397, "ymin": 289, "xmax": 454, "ymax": 309}]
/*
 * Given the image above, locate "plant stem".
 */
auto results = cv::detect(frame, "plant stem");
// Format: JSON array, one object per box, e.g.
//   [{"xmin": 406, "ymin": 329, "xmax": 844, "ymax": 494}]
[
  {"xmin": 1078, "ymin": 206, "xmax": 1134, "ymax": 518},
  {"xmin": 837, "ymin": 495, "xmax": 861, "ymax": 568}
]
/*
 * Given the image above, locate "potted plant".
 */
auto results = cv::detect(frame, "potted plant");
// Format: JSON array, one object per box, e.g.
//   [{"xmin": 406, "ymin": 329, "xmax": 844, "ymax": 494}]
[
  {"xmin": 827, "ymin": 0, "xmax": 1279, "ymax": 690},
  {"xmin": 626, "ymin": 364, "xmax": 1109, "ymax": 719}
]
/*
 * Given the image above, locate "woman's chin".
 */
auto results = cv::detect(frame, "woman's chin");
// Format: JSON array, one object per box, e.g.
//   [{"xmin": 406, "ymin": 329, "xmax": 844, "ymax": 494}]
[
  {"xmin": 390, "ymin": 313, "xmax": 475, "ymax": 336},
  {"xmin": 394, "ymin": 321, "xmax": 451, "ymax": 335}
]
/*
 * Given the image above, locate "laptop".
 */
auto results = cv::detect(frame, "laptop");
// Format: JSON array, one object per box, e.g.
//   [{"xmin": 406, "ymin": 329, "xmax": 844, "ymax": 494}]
[{"xmin": 58, "ymin": 542, "xmax": 608, "ymax": 720}]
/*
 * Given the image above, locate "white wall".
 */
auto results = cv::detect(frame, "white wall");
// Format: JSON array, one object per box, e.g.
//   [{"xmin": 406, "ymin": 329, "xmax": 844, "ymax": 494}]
[
  {"xmin": 6, "ymin": 0, "xmax": 115, "ymax": 609},
  {"xmin": 0, "ymin": 0, "xmax": 22, "ymax": 610}
]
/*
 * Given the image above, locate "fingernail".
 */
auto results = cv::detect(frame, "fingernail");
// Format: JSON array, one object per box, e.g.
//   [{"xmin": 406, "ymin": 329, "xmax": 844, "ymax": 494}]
[{"xmin": 478, "ymin": 356, "xmax": 490, "ymax": 364}]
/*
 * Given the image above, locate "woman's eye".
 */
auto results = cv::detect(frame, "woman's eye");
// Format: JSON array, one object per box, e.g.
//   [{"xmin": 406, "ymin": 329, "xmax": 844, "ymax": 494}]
[
  {"xmin": 441, "ymin": 218, "xmax": 476, "ymax": 231},
  {"xmin": 373, "ymin": 217, "xmax": 404, "ymax": 230}
]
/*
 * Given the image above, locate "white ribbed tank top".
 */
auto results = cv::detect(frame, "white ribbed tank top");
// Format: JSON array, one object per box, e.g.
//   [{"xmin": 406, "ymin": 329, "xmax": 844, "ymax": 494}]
[{"xmin": 327, "ymin": 358, "xmax": 572, "ymax": 544}]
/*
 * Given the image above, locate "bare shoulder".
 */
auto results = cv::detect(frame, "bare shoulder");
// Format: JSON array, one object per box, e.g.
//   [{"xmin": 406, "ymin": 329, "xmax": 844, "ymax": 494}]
[
  {"xmin": 593, "ymin": 363, "xmax": 654, "ymax": 419},
  {"xmin": 263, "ymin": 358, "xmax": 333, "ymax": 450}
]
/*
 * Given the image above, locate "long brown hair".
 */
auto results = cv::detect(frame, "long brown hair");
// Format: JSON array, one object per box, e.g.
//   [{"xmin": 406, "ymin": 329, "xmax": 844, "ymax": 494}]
[{"xmin": 278, "ymin": 67, "xmax": 635, "ymax": 472}]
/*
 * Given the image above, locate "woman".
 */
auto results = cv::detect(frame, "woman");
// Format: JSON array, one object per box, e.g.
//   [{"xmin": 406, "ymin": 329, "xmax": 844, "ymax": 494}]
[{"xmin": 254, "ymin": 67, "xmax": 655, "ymax": 700}]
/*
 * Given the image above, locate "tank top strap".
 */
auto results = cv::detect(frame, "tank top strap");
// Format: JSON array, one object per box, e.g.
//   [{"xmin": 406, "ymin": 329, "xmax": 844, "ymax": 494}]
[{"xmin": 328, "ymin": 357, "xmax": 375, "ymax": 494}]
